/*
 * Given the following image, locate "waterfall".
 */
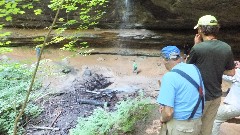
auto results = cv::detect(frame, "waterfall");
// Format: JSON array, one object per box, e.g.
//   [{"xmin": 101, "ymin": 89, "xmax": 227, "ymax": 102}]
[
  {"xmin": 122, "ymin": 0, "xmax": 130, "ymax": 22},
  {"xmin": 121, "ymin": 0, "xmax": 132, "ymax": 29}
]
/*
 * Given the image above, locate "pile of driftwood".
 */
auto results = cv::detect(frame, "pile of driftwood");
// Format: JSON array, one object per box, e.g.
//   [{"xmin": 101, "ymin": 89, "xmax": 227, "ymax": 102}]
[
  {"xmin": 73, "ymin": 68, "xmax": 117, "ymax": 107},
  {"xmin": 77, "ymin": 89, "xmax": 117, "ymax": 107},
  {"xmin": 73, "ymin": 68, "xmax": 112, "ymax": 91}
]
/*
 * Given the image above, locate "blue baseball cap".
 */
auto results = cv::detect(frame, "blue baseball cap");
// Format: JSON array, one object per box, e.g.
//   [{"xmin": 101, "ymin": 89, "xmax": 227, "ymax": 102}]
[{"xmin": 161, "ymin": 46, "xmax": 180, "ymax": 59}]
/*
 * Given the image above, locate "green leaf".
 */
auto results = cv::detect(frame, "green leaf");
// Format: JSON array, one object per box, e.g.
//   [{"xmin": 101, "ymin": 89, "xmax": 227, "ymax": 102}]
[
  {"xmin": 5, "ymin": 41, "xmax": 11, "ymax": 45},
  {"xmin": 19, "ymin": 11, "xmax": 25, "ymax": 14},
  {"xmin": 27, "ymin": 5, "xmax": 34, "ymax": 9},
  {"xmin": 5, "ymin": 16, "xmax": 12, "ymax": 21},
  {"xmin": 58, "ymin": 18, "xmax": 64, "ymax": 22},
  {"xmin": 34, "ymin": 9, "xmax": 42, "ymax": 15},
  {"xmin": 5, "ymin": 3, "xmax": 12, "ymax": 9},
  {"xmin": 33, "ymin": 37, "xmax": 45, "ymax": 42},
  {"xmin": 0, "ymin": 24, "xmax": 4, "ymax": 29},
  {"xmin": 0, "ymin": 14, "xmax": 6, "ymax": 18}
]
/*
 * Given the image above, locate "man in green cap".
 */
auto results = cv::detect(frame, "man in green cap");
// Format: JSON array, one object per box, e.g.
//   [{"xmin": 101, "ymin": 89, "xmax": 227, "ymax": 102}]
[{"xmin": 186, "ymin": 15, "xmax": 236, "ymax": 135}]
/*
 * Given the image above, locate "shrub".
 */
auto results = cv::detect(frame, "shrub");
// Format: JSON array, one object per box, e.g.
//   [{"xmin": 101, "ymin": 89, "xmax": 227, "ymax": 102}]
[
  {"xmin": 0, "ymin": 62, "xmax": 42, "ymax": 134},
  {"xmin": 70, "ymin": 93, "xmax": 154, "ymax": 135}
]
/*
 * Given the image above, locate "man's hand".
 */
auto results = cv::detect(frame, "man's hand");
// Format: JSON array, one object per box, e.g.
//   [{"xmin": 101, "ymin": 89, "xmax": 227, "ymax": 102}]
[
  {"xmin": 159, "ymin": 106, "xmax": 173, "ymax": 123},
  {"xmin": 194, "ymin": 34, "xmax": 203, "ymax": 45},
  {"xmin": 224, "ymin": 69, "xmax": 235, "ymax": 76}
]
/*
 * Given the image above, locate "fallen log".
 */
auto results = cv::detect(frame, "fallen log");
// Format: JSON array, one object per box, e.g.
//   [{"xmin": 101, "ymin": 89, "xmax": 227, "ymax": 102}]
[
  {"xmin": 28, "ymin": 126, "xmax": 60, "ymax": 131},
  {"xmin": 85, "ymin": 89, "xmax": 117, "ymax": 100},
  {"xmin": 78, "ymin": 99, "xmax": 110, "ymax": 106}
]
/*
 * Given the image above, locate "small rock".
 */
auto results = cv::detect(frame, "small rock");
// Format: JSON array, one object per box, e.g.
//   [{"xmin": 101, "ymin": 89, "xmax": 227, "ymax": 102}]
[
  {"xmin": 83, "ymin": 67, "xmax": 91, "ymax": 77},
  {"xmin": 97, "ymin": 57, "xmax": 105, "ymax": 61},
  {"xmin": 62, "ymin": 68, "xmax": 71, "ymax": 74}
]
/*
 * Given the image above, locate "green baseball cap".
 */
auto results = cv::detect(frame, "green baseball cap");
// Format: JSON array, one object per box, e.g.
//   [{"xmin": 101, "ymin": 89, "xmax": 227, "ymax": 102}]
[{"xmin": 194, "ymin": 15, "xmax": 218, "ymax": 29}]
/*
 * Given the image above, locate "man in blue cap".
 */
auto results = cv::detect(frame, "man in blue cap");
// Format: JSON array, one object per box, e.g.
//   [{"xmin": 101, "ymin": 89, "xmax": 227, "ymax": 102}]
[{"xmin": 157, "ymin": 46, "xmax": 205, "ymax": 135}]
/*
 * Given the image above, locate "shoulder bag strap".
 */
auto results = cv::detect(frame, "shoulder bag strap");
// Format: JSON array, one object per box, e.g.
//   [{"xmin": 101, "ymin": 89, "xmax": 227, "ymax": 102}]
[{"xmin": 171, "ymin": 68, "xmax": 204, "ymax": 120}]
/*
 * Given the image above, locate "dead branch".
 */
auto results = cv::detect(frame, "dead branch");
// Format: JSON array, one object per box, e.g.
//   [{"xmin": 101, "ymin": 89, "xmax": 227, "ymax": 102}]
[
  {"xmin": 35, "ymin": 82, "xmax": 52, "ymax": 101},
  {"xmin": 47, "ymin": 110, "xmax": 62, "ymax": 135},
  {"xmin": 85, "ymin": 90, "xmax": 100, "ymax": 94},
  {"xmin": 78, "ymin": 99, "xmax": 109, "ymax": 106},
  {"xmin": 28, "ymin": 126, "xmax": 60, "ymax": 131},
  {"xmin": 50, "ymin": 111, "xmax": 62, "ymax": 127}
]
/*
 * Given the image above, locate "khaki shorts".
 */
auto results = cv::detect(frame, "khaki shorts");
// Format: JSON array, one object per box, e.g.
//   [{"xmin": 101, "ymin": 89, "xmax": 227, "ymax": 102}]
[{"xmin": 161, "ymin": 118, "xmax": 202, "ymax": 135}]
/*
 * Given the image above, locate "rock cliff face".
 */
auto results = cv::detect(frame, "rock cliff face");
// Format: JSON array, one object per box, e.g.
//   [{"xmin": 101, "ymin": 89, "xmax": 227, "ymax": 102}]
[
  {"xmin": 147, "ymin": 0, "xmax": 240, "ymax": 29},
  {"xmin": 1, "ymin": 0, "xmax": 240, "ymax": 57},
  {"xmin": 2, "ymin": 0, "xmax": 240, "ymax": 29}
]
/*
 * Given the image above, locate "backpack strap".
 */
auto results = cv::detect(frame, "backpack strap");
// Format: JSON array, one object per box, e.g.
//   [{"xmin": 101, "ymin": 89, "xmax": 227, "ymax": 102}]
[{"xmin": 171, "ymin": 67, "xmax": 204, "ymax": 120}]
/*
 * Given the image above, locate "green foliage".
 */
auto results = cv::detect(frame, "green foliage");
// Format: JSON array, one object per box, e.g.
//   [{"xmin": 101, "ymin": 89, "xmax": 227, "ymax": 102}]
[
  {"xmin": 1, "ymin": 0, "xmax": 109, "ymax": 52},
  {"xmin": 49, "ymin": 0, "xmax": 108, "ymax": 51},
  {"xmin": 0, "ymin": 0, "xmax": 41, "ymax": 47},
  {"xmin": 70, "ymin": 93, "xmax": 154, "ymax": 135},
  {"xmin": 0, "ymin": 24, "xmax": 12, "ymax": 46},
  {"xmin": 0, "ymin": 47, "xmax": 13, "ymax": 54},
  {"xmin": 33, "ymin": 36, "xmax": 45, "ymax": 42},
  {"xmin": 0, "ymin": 62, "xmax": 42, "ymax": 134},
  {"xmin": 0, "ymin": 31, "xmax": 11, "ymax": 38},
  {"xmin": 0, "ymin": 0, "xmax": 22, "ymax": 47},
  {"xmin": 0, "ymin": 0, "xmax": 22, "ymax": 21},
  {"xmin": 33, "ymin": 9, "xmax": 42, "ymax": 15},
  {"xmin": 48, "ymin": 0, "xmax": 108, "ymax": 29}
]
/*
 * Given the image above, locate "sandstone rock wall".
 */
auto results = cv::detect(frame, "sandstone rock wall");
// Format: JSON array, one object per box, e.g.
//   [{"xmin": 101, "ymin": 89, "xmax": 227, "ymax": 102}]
[
  {"xmin": 2, "ymin": 0, "xmax": 240, "ymax": 29},
  {"xmin": 1, "ymin": 0, "xmax": 240, "ymax": 57}
]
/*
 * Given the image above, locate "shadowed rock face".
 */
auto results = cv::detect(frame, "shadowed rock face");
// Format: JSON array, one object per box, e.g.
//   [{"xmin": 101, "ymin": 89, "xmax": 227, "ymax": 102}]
[
  {"xmin": 149, "ymin": 0, "xmax": 240, "ymax": 28},
  {"xmin": 1, "ymin": 0, "xmax": 240, "ymax": 57},
  {"xmin": 101, "ymin": 0, "xmax": 240, "ymax": 29},
  {"xmin": 1, "ymin": 0, "xmax": 240, "ymax": 29}
]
